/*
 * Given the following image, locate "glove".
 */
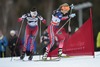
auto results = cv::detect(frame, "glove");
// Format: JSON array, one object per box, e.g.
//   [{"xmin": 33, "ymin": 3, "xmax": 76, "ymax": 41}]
[
  {"xmin": 42, "ymin": 19, "xmax": 46, "ymax": 24},
  {"xmin": 21, "ymin": 14, "xmax": 26, "ymax": 19},
  {"xmin": 69, "ymin": 13, "xmax": 76, "ymax": 18},
  {"xmin": 17, "ymin": 18, "xmax": 22, "ymax": 22},
  {"xmin": 38, "ymin": 16, "xmax": 43, "ymax": 20}
]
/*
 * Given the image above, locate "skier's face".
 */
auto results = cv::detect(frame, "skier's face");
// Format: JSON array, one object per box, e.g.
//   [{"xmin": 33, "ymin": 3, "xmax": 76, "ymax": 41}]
[
  {"xmin": 61, "ymin": 6, "xmax": 70, "ymax": 14},
  {"xmin": 30, "ymin": 11, "xmax": 37, "ymax": 17}
]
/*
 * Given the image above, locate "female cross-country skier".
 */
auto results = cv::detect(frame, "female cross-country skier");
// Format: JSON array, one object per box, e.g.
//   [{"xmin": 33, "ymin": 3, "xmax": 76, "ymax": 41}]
[
  {"xmin": 18, "ymin": 8, "xmax": 46, "ymax": 60},
  {"xmin": 42, "ymin": 3, "xmax": 76, "ymax": 60}
]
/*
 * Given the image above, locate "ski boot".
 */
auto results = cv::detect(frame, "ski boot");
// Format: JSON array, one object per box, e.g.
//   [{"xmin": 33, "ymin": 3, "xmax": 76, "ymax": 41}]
[
  {"xmin": 42, "ymin": 52, "xmax": 48, "ymax": 60},
  {"xmin": 58, "ymin": 48, "xmax": 62, "ymax": 57},
  {"xmin": 28, "ymin": 51, "xmax": 34, "ymax": 60},
  {"xmin": 20, "ymin": 51, "xmax": 25, "ymax": 60}
]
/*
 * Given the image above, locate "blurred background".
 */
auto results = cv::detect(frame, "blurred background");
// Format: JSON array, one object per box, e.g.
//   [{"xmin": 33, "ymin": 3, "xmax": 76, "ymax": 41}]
[{"xmin": 0, "ymin": 0, "xmax": 100, "ymax": 55}]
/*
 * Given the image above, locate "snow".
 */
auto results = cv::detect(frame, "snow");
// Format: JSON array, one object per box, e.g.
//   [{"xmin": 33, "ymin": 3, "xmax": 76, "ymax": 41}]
[{"xmin": 0, "ymin": 52, "xmax": 100, "ymax": 67}]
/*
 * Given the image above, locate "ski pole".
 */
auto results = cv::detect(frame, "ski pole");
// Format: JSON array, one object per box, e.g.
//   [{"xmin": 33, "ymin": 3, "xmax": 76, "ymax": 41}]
[
  {"xmin": 16, "ymin": 19, "xmax": 24, "ymax": 43},
  {"xmin": 11, "ymin": 19, "xmax": 24, "ymax": 61},
  {"xmin": 56, "ymin": 18, "xmax": 71, "ymax": 34},
  {"xmin": 68, "ymin": 4, "xmax": 74, "ymax": 32},
  {"xmin": 38, "ymin": 43, "xmax": 47, "ymax": 55},
  {"xmin": 39, "ymin": 20, "xmax": 42, "ymax": 60},
  {"xmin": 40, "ymin": 20, "xmax": 41, "ymax": 43}
]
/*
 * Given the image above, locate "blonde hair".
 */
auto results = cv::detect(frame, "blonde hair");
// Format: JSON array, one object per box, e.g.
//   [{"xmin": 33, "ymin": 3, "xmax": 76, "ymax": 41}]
[
  {"xmin": 59, "ymin": 3, "xmax": 70, "ymax": 14},
  {"xmin": 60, "ymin": 3, "xmax": 69, "ymax": 7}
]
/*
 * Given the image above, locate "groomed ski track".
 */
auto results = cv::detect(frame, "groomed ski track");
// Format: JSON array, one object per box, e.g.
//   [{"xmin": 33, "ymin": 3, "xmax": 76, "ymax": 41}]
[{"xmin": 0, "ymin": 52, "xmax": 100, "ymax": 67}]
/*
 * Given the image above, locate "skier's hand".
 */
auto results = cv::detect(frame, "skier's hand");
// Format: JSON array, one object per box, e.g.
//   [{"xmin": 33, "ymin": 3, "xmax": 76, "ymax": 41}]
[
  {"xmin": 18, "ymin": 18, "xmax": 22, "ymax": 22},
  {"xmin": 69, "ymin": 13, "xmax": 76, "ymax": 18},
  {"xmin": 38, "ymin": 16, "xmax": 43, "ymax": 20},
  {"xmin": 21, "ymin": 14, "xmax": 26, "ymax": 19},
  {"xmin": 42, "ymin": 19, "xmax": 46, "ymax": 24}
]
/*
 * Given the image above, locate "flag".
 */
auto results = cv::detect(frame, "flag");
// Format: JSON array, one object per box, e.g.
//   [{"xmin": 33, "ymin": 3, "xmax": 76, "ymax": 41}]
[{"xmin": 63, "ymin": 17, "xmax": 94, "ymax": 56}]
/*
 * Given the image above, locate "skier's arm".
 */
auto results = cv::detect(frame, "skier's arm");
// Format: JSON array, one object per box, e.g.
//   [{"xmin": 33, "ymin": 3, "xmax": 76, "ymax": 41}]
[
  {"xmin": 17, "ymin": 14, "xmax": 26, "ymax": 22},
  {"xmin": 53, "ymin": 9, "xmax": 68, "ymax": 21},
  {"xmin": 61, "ymin": 16, "xmax": 68, "ymax": 20},
  {"xmin": 61, "ymin": 13, "xmax": 76, "ymax": 20},
  {"xmin": 38, "ymin": 16, "xmax": 46, "ymax": 24}
]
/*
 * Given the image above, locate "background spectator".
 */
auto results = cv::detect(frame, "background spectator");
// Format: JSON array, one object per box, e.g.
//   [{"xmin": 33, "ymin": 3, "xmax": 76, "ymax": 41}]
[
  {"xmin": 0, "ymin": 30, "xmax": 8, "ymax": 58},
  {"xmin": 8, "ymin": 30, "xmax": 22, "ymax": 57}
]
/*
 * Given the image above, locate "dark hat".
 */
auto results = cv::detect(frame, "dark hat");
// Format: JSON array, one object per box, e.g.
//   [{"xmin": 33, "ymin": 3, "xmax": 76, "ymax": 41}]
[{"xmin": 30, "ymin": 7, "xmax": 37, "ymax": 12}]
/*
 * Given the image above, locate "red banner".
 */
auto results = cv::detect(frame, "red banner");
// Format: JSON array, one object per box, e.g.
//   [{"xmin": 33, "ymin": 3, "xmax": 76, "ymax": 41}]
[
  {"xmin": 48, "ymin": 17, "xmax": 94, "ymax": 57},
  {"xmin": 63, "ymin": 17, "xmax": 94, "ymax": 56}
]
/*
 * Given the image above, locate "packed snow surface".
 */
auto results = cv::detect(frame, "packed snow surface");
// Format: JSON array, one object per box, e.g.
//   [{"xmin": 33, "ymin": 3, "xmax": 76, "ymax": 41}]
[{"xmin": 0, "ymin": 52, "xmax": 100, "ymax": 67}]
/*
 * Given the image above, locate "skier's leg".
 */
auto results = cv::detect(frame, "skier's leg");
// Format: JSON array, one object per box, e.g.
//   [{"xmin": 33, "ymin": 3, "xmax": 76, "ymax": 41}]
[
  {"xmin": 58, "ymin": 36, "xmax": 65, "ymax": 57},
  {"xmin": 42, "ymin": 25, "xmax": 55, "ymax": 60},
  {"xmin": 28, "ymin": 26, "xmax": 38, "ymax": 60},
  {"xmin": 20, "ymin": 51, "xmax": 26, "ymax": 60},
  {"xmin": 42, "ymin": 44, "xmax": 53, "ymax": 60},
  {"xmin": 28, "ymin": 36, "xmax": 34, "ymax": 60},
  {"xmin": 20, "ymin": 26, "xmax": 30, "ymax": 60}
]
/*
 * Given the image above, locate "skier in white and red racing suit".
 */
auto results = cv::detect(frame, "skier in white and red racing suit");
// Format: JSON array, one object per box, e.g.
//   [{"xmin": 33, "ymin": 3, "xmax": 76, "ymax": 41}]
[
  {"xmin": 18, "ymin": 8, "xmax": 46, "ymax": 60},
  {"xmin": 43, "ymin": 3, "xmax": 76, "ymax": 60}
]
